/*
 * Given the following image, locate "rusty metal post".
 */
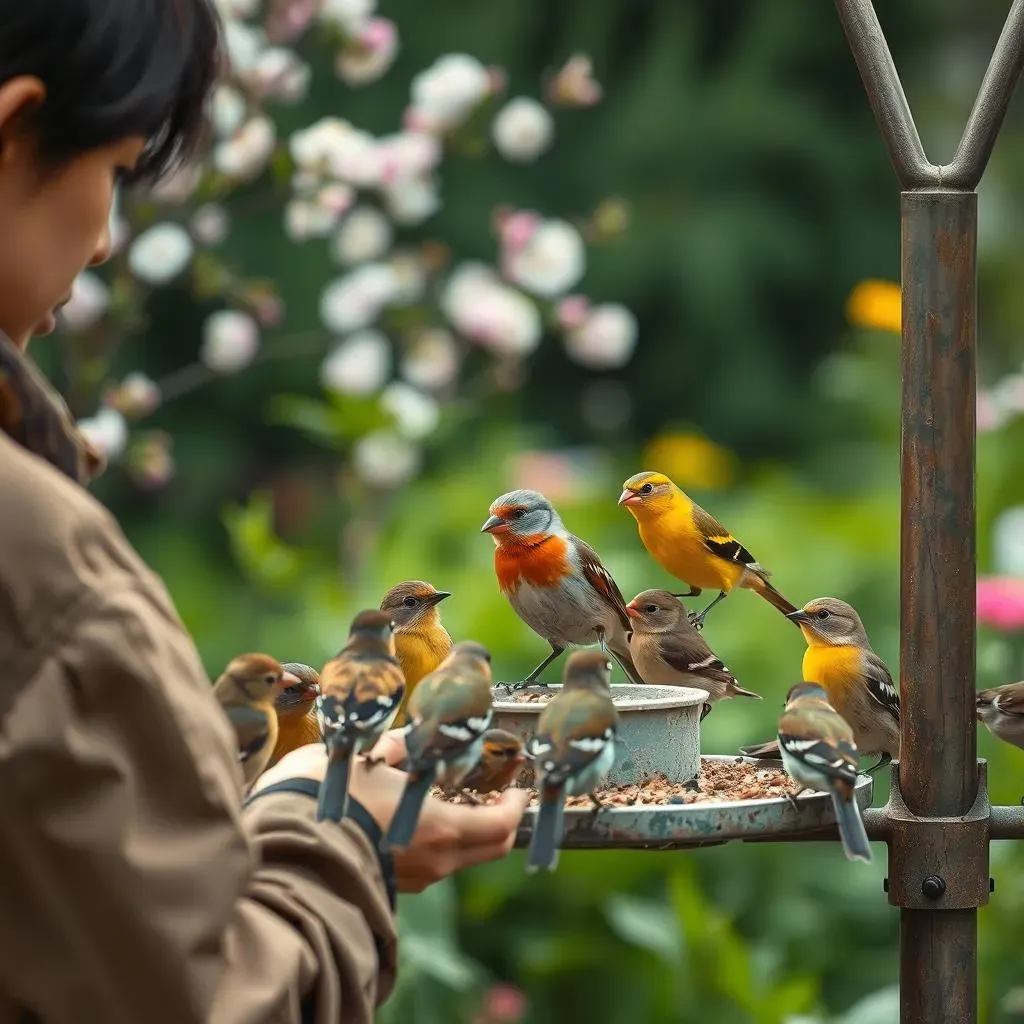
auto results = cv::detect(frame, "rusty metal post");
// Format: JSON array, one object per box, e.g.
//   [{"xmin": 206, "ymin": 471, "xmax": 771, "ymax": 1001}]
[{"xmin": 833, "ymin": 2, "xmax": 1024, "ymax": 1021}]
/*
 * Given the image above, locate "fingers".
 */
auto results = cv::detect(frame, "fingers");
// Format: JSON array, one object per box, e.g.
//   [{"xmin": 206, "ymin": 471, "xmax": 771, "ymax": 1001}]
[{"xmin": 444, "ymin": 788, "xmax": 530, "ymax": 848}]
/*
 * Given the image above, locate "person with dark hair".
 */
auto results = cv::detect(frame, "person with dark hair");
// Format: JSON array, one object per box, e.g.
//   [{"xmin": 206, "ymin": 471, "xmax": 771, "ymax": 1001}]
[{"xmin": 0, "ymin": 2, "xmax": 529, "ymax": 1021}]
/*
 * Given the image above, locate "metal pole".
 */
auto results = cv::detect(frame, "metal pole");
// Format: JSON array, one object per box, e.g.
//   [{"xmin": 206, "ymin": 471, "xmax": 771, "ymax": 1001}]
[{"xmin": 833, "ymin": 3, "xmax": 1024, "ymax": 1021}]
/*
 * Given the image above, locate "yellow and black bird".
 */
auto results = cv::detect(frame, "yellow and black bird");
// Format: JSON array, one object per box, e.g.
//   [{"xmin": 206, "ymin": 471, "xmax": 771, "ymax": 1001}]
[
  {"xmin": 526, "ymin": 650, "xmax": 619, "ymax": 873},
  {"xmin": 212, "ymin": 652, "xmax": 287, "ymax": 790},
  {"xmin": 977, "ymin": 682, "xmax": 1024, "ymax": 751},
  {"xmin": 778, "ymin": 681, "xmax": 873, "ymax": 863},
  {"xmin": 380, "ymin": 579, "xmax": 453, "ymax": 727},
  {"xmin": 742, "ymin": 598, "xmax": 900, "ymax": 769},
  {"xmin": 625, "ymin": 588, "xmax": 762, "ymax": 717},
  {"xmin": 316, "ymin": 610, "xmax": 406, "ymax": 823},
  {"xmin": 455, "ymin": 729, "xmax": 528, "ymax": 801},
  {"xmin": 383, "ymin": 640, "xmax": 495, "ymax": 851},
  {"xmin": 618, "ymin": 470, "xmax": 797, "ymax": 628},
  {"xmin": 268, "ymin": 662, "xmax": 322, "ymax": 768}
]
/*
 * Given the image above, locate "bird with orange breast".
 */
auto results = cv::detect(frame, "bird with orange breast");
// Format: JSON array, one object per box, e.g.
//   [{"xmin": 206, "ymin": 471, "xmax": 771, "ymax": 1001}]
[
  {"xmin": 481, "ymin": 488, "xmax": 644, "ymax": 688},
  {"xmin": 380, "ymin": 580, "xmax": 453, "ymax": 727},
  {"xmin": 618, "ymin": 470, "xmax": 797, "ymax": 629},
  {"xmin": 268, "ymin": 663, "xmax": 322, "ymax": 768}
]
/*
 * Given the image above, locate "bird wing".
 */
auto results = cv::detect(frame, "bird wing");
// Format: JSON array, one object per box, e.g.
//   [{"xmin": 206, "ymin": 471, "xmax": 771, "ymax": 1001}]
[
  {"xmin": 657, "ymin": 629, "xmax": 735, "ymax": 684},
  {"xmin": 407, "ymin": 670, "xmax": 493, "ymax": 762},
  {"xmin": 779, "ymin": 704, "xmax": 859, "ymax": 786},
  {"xmin": 862, "ymin": 651, "xmax": 900, "ymax": 722},
  {"xmin": 991, "ymin": 683, "xmax": 1024, "ymax": 716},
  {"xmin": 573, "ymin": 538, "xmax": 632, "ymax": 631},
  {"xmin": 529, "ymin": 690, "xmax": 617, "ymax": 786},
  {"xmin": 691, "ymin": 504, "xmax": 767, "ymax": 575},
  {"xmin": 228, "ymin": 705, "xmax": 272, "ymax": 763},
  {"xmin": 319, "ymin": 653, "xmax": 405, "ymax": 736}
]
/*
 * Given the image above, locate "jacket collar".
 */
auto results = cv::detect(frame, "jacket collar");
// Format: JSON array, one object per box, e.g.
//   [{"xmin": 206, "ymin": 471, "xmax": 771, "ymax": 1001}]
[{"xmin": 0, "ymin": 332, "xmax": 105, "ymax": 484}]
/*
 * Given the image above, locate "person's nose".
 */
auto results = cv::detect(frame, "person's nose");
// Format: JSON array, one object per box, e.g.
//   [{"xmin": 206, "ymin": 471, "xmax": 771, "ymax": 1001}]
[{"xmin": 88, "ymin": 218, "xmax": 113, "ymax": 267}]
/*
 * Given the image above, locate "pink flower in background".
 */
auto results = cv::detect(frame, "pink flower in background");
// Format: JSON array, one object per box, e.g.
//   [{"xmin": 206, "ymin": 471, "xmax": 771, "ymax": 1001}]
[
  {"xmin": 977, "ymin": 576, "xmax": 1024, "ymax": 632},
  {"xmin": 473, "ymin": 983, "xmax": 529, "ymax": 1024},
  {"xmin": 510, "ymin": 451, "xmax": 579, "ymax": 503},
  {"xmin": 547, "ymin": 54, "xmax": 602, "ymax": 108}
]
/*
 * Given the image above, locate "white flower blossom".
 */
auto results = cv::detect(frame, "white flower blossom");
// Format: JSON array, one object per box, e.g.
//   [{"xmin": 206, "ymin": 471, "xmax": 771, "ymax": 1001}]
[
  {"xmin": 491, "ymin": 97, "xmax": 553, "ymax": 163},
  {"xmin": 215, "ymin": 0, "xmax": 260, "ymax": 19},
  {"xmin": 60, "ymin": 271, "xmax": 110, "ymax": 331},
  {"xmin": 319, "ymin": 263, "xmax": 397, "ymax": 332},
  {"xmin": 320, "ymin": 330, "xmax": 391, "ymax": 394},
  {"xmin": 77, "ymin": 408, "xmax": 128, "ymax": 461},
  {"xmin": 503, "ymin": 216, "xmax": 585, "ymax": 298},
  {"xmin": 381, "ymin": 382, "xmax": 440, "ymax": 440},
  {"xmin": 289, "ymin": 118, "xmax": 380, "ymax": 186},
  {"xmin": 201, "ymin": 310, "xmax": 260, "ymax": 373},
  {"xmin": 128, "ymin": 223, "xmax": 194, "ymax": 285},
  {"xmin": 441, "ymin": 262, "xmax": 541, "ymax": 356},
  {"xmin": 319, "ymin": 0, "xmax": 376, "ymax": 33},
  {"xmin": 223, "ymin": 20, "xmax": 266, "ymax": 73},
  {"xmin": 110, "ymin": 372, "xmax": 161, "ymax": 419},
  {"xmin": 284, "ymin": 198, "xmax": 338, "ymax": 241},
  {"xmin": 213, "ymin": 116, "xmax": 276, "ymax": 180},
  {"xmin": 190, "ymin": 203, "xmax": 231, "ymax": 246},
  {"xmin": 381, "ymin": 176, "xmax": 440, "ymax": 225},
  {"xmin": 251, "ymin": 46, "xmax": 311, "ymax": 103},
  {"xmin": 408, "ymin": 53, "xmax": 491, "ymax": 133},
  {"xmin": 331, "ymin": 205, "xmax": 393, "ymax": 266},
  {"xmin": 400, "ymin": 328, "xmax": 460, "ymax": 391},
  {"xmin": 564, "ymin": 303, "xmax": 638, "ymax": 369},
  {"xmin": 547, "ymin": 53, "xmax": 602, "ymax": 108},
  {"xmin": 149, "ymin": 163, "xmax": 203, "ymax": 204},
  {"xmin": 353, "ymin": 429, "xmax": 421, "ymax": 488},
  {"xmin": 377, "ymin": 131, "xmax": 442, "ymax": 182},
  {"xmin": 210, "ymin": 84, "xmax": 247, "ymax": 139},
  {"xmin": 386, "ymin": 251, "xmax": 427, "ymax": 306},
  {"xmin": 335, "ymin": 18, "xmax": 398, "ymax": 86}
]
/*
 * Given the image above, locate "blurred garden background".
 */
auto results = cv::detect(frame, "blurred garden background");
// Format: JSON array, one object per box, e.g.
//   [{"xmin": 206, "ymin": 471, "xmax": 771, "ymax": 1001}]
[{"xmin": 34, "ymin": 0, "xmax": 1024, "ymax": 1020}]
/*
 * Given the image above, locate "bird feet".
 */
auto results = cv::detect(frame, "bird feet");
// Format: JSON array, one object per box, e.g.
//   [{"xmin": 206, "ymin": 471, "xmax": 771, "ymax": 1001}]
[
  {"xmin": 363, "ymin": 754, "xmax": 385, "ymax": 769},
  {"xmin": 686, "ymin": 611, "xmax": 705, "ymax": 632},
  {"xmin": 506, "ymin": 680, "xmax": 551, "ymax": 692},
  {"xmin": 587, "ymin": 792, "xmax": 604, "ymax": 824},
  {"xmin": 785, "ymin": 792, "xmax": 802, "ymax": 814},
  {"xmin": 460, "ymin": 790, "xmax": 483, "ymax": 806}
]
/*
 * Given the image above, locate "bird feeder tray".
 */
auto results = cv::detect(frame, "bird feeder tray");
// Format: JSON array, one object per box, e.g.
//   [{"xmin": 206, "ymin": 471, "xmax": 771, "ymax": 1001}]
[
  {"xmin": 510, "ymin": 755, "xmax": 875, "ymax": 851},
  {"xmin": 491, "ymin": 682, "xmax": 707, "ymax": 787}
]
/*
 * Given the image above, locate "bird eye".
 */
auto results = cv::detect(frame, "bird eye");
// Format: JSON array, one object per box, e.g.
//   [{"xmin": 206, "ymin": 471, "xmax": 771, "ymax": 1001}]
[
  {"xmin": 644, "ymin": 604, "xmax": 658, "ymax": 614},
  {"xmin": 402, "ymin": 595, "xmax": 418, "ymax": 607},
  {"xmin": 816, "ymin": 609, "xmax": 831, "ymax": 620},
  {"xmin": 509, "ymin": 508, "xmax": 526, "ymax": 520},
  {"xmin": 264, "ymin": 674, "xmax": 278, "ymax": 685},
  {"xmin": 640, "ymin": 483, "xmax": 654, "ymax": 495}
]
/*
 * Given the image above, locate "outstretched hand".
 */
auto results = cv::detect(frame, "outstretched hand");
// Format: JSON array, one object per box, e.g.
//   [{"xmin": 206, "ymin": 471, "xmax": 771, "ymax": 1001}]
[{"xmin": 250, "ymin": 731, "xmax": 529, "ymax": 893}]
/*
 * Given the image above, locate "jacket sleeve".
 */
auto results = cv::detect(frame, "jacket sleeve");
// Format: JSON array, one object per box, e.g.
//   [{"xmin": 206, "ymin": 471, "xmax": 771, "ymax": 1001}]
[{"xmin": 0, "ymin": 576, "xmax": 398, "ymax": 1024}]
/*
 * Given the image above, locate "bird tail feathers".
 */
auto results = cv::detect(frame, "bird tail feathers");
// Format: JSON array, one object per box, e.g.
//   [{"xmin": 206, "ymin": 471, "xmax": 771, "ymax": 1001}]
[
  {"xmin": 748, "ymin": 575, "xmax": 799, "ymax": 619},
  {"xmin": 739, "ymin": 738, "xmax": 783, "ymax": 759},
  {"xmin": 317, "ymin": 746, "xmax": 353, "ymax": 823},
  {"xmin": 832, "ymin": 790, "xmax": 872, "ymax": 863},
  {"xmin": 382, "ymin": 769, "xmax": 434, "ymax": 851},
  {"xmin": 527, "ymin": 785, "xmax": 565, "ymax": 873}
]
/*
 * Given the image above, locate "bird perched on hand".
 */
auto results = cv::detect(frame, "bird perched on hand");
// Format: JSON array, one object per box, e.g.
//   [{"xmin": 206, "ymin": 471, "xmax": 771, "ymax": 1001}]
[
  {"xmin": 453, "ymin": 729, "xmax": 528, "ymax": 801},
  {"xmin": 482, "ymin": 488, "xmax": 643, "ymax": 688},
  {"xmin": 316, "ymin": 610, "xmax": 406, "ymax": 824},
  {"xmin": 742, "ymin": 598, "xmax": 900, "ymax": 768},
  {"xmin": 212, "ymin": 653, "xmax": 288, "ymax": 790},
  {"xmin": 778, "ymin": 682, "xmax": 872, "ymax": 863},
  {"xmin": 268, "ymin": 662, "xmax": 322, "ymax": 768},
  {"xmin": 977, "ymin": 682, "xmax": 1024, "ymax": 750},
  {"xmin": 380, "ymin": 580, "xmax": 453, "ymax": 727},
  {"xmin": 383, "ymin": 640, "xmax": 495, "ymax": 851},
  {"xmin": 618, "ymin": 471, "xmax": 797, "ymax": 629},
  {"xmin": 626, "ymin": 589, "xmax": 762, "ymax": 718},
  {"xmin": 527, "ymin": 650, "xmax": 619, "ymax": 873}
]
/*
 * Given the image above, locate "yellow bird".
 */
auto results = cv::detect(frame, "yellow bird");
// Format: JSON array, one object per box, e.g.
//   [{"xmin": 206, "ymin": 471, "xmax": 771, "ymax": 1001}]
[
  {"xmin": 380, "ymin": 580, "xmax": 453, "ymax": 727},
  {"xmin": 618, "ymin": 470, "xmax": 797, "ymax": 628}
]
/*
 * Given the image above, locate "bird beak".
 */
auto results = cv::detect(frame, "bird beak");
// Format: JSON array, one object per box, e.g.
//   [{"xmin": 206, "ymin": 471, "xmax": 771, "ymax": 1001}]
[
  {"xmin": 618, "ymin": 489, "xmax": 640, "ymax": 507},
  {"xmin": 625, "ymin": 602, "xmax": 641, "ymax": 620},
  {"xmin": 480, "ymin": 514, "xmax": 505, "ymax": 533},
  {"xmin": 426, "ymin": 591, "xmax": 452, "ymax": 606},
  {"xmin": 786, "ymin": 609, "xmax": 811, "ymax": 624}
]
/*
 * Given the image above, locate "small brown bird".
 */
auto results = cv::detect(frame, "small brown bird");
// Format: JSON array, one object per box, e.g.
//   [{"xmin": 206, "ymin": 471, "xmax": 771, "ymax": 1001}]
[
  {"xmin": 625, "ymin": 589, "xmax": 762, "ymax": 717},
  {"xmin": 380, "ymin": 580, "xmax": 453, "ymax": 727},
  {"xmin": 977, "ymin": 682, "xmax": 1024, "ymax": 750},
  {"xmin": 454, "ymin": 729, "xmax": 528, "ymax": 801},
  {"xmin": 268, "ymin": 663, "xmax": 323, "ymax": 768},
  {"xmin": 383, "ymin": 640, "xmax": 495, "ymax": 851},
  {"xmin": 526, "ymin": 650, "xmax": 619, "ymax": 873},
  {"xmin": 212, "ymin": 653, "xmax": 288, "ymax": 789},
  {"xmin": 316, "ymin": 610, "xmax": 406, "ymax": 823}
]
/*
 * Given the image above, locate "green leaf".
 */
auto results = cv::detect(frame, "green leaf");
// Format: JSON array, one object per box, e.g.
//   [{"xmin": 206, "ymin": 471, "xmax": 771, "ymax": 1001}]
[
  {"xmin": 266, "ymin": 392, "xmax": 393, "ymax": 448},
  {"xmin": 399, "ymin": 935, "xmax": 481, "ymax": 990},
  {"xmin": 604, "ymin": 893, "xmax": 683, "ymax": 965},
  {"xmin": 221, "ymin": 491, "xmax": 304, "ymax": 592}
]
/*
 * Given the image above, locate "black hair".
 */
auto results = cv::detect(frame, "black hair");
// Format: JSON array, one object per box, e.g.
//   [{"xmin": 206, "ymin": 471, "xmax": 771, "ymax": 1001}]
[{"xmin": 0, "ymin": 0, "xmax": 223, "ymax": 184}]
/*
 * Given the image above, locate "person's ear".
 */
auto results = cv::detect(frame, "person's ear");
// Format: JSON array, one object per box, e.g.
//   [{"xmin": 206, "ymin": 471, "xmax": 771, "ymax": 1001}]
[{"xmin": 0, "ymin": 76, "xmax": 47, "ymax": 166}]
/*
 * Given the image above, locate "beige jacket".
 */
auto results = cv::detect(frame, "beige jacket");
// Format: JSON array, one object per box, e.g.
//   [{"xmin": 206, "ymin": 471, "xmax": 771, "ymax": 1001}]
[{"xmin": 0, "ymin": 335, "xmax": 397, "ymax": 1023}]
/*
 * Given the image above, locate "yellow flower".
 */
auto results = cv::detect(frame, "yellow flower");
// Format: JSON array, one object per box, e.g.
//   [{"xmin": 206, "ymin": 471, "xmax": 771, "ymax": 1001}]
[
  {"xmin": 641, "ymin": 431, "xmax": 736, "ymax": 492},
  {"xmin": 846, "ymin": 279, "xmax": 901, "ymax": 333}
]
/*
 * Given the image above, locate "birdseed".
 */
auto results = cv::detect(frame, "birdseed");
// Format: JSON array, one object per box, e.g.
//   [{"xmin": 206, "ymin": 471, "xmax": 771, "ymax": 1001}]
[{"xmin": 434, "ymin": 759, "xmax": 799, "ymax": 807}]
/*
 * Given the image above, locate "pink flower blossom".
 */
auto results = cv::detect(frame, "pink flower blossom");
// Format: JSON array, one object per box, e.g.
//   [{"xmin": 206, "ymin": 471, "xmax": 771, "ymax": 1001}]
[
  {"xmin": 977, "ymin": 576, "xmax": 1024, "ymax": 632},
  {"xmin": 480, "ymin": 984, "xmax": 528, "ymax": 1024}
]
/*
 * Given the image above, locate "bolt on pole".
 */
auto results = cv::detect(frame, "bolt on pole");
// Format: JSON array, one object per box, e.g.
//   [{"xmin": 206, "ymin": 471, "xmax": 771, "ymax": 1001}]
[{"xmin": 832, "ymin": 2, "xmax": 1024, "ymax": 1021}]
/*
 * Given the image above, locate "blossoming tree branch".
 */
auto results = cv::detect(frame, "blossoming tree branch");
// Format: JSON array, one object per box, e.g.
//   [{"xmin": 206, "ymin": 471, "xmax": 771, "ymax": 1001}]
[{"xmin": 62, "ymin": 0, "xmax": 639, "ymax": 492}]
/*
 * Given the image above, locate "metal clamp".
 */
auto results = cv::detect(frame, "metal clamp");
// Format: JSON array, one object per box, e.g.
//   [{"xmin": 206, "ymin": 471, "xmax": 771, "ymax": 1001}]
[{"xmin": 884, "ymin": 761, "xmax": 991, "ymax": 910}]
